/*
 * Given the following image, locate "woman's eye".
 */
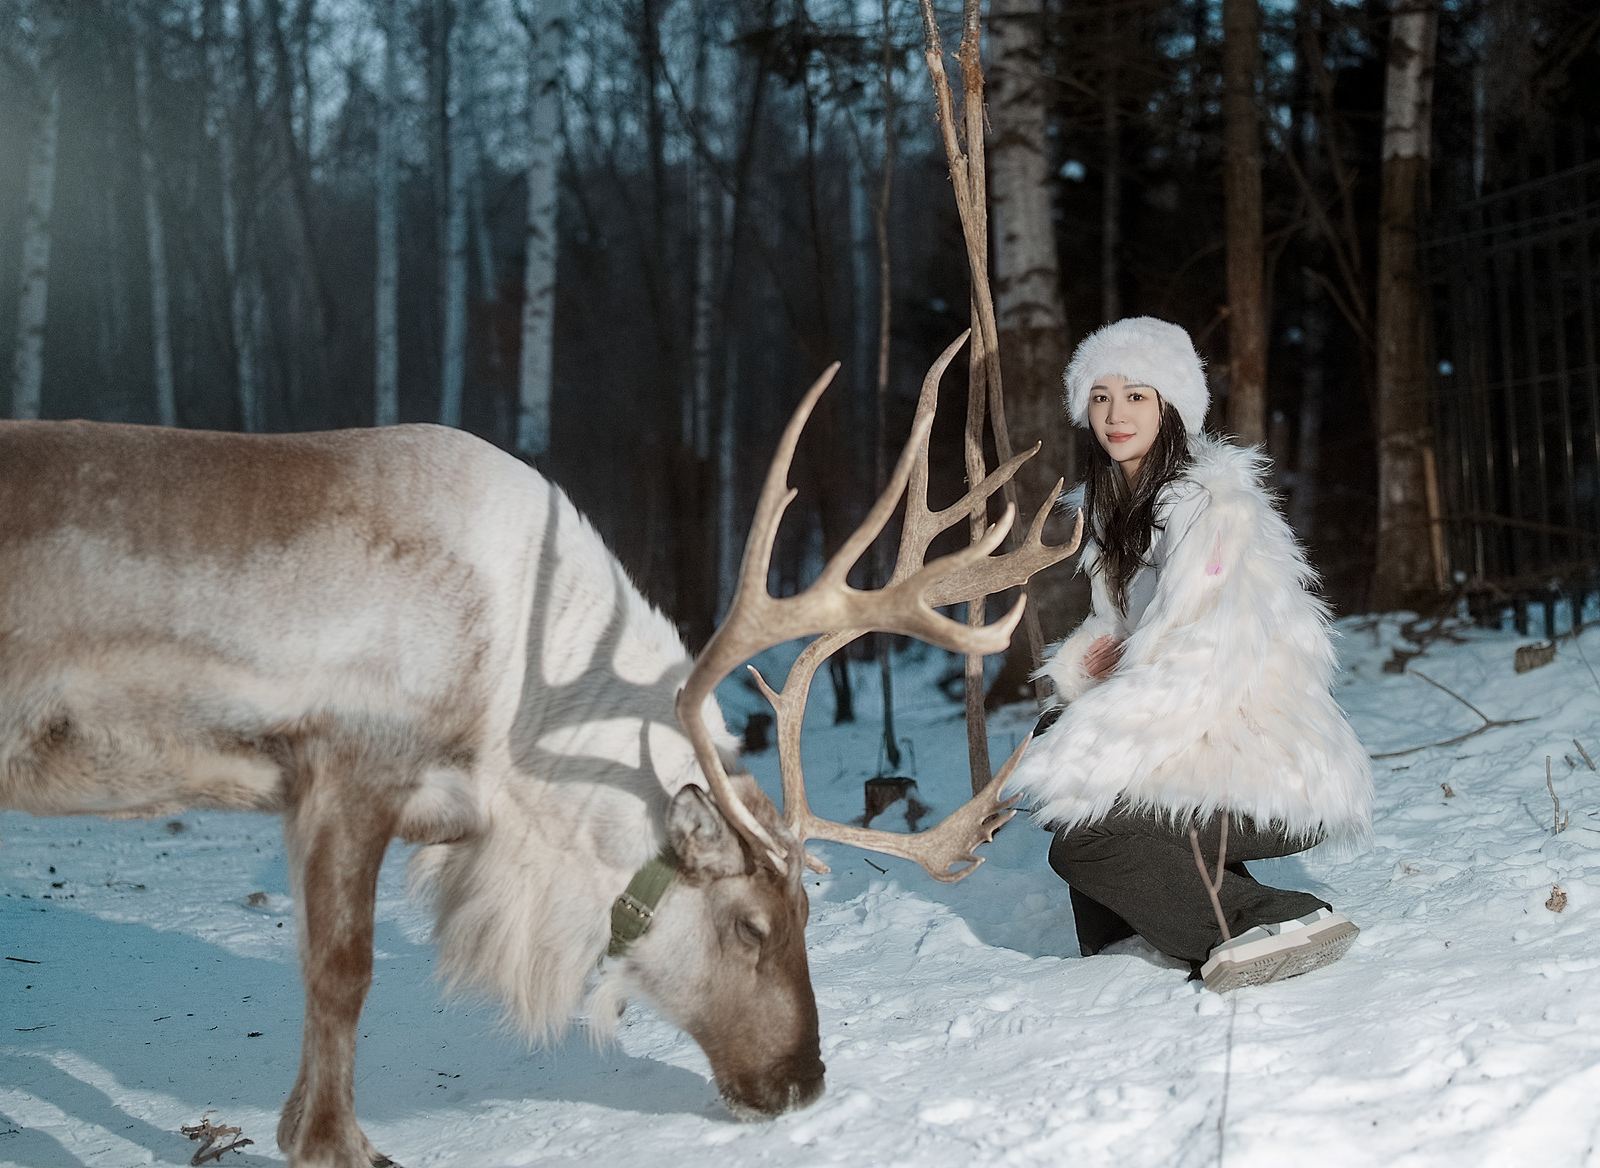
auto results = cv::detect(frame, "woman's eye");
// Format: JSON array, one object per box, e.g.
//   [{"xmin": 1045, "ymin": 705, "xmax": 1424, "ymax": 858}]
[{"xmin": 1129, "ymin": 392, "xmax": 1145, "ymax": 401}]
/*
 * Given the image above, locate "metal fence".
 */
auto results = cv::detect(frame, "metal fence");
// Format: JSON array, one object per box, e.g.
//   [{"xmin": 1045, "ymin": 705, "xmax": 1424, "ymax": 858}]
[{"xmin": 1427, "ymin": 160, "xmax": 1600, "ymax": 633}]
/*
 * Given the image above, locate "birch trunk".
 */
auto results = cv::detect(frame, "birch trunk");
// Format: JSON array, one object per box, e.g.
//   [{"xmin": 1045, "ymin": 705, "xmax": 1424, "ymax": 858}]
[
  {"xmin": 1373, "ymin": 0, "xmax": 1441, "ymax": 608},
  {"xmin": 134, "ymin": 28, "xmax": 178, "ymax": 427},
  {"xmin": 438, "ymin": 0, "xmax": 472, "ymax": 429},
  {"xmin": 375, "ymin": 0, "xmax": 401, "ymax": 427},
  {"xmin": 1223, "ymin": 0, "xmax": 1266, "ymax": 446},
  {"xmin": 470, "ymin": 139, "xmax": 499, "ymax": 307},
  {"xmin": 204, "ymin": 0, "xmax": 260, "ymax": 431},
  {"xmin": 515, "ymin": 0, "xmax": 563, "ymax": 459},
  {"xmin": 988, "ymin": 0, "xmax": 1072, "ymax": 678},
  {"xmin": 9, "ymin": 76, "xmax": 59, "ymax": 420}
]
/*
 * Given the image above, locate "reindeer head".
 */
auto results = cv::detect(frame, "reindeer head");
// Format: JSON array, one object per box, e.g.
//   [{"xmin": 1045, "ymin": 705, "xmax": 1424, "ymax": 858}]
[
  {"xmin": 648, "ymin": 331, "xmax": 1079, "ymax": 1116},
  {"xmin": 622, "ymin": 775, "xmax": 823, "ymax": 1118}
]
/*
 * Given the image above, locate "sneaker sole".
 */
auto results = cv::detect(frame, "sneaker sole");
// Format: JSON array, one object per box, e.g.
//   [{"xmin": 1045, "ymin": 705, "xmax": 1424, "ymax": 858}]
[{"xmin": 1201, "ymin": 921, "xmax": 1359, "ymax": 993}]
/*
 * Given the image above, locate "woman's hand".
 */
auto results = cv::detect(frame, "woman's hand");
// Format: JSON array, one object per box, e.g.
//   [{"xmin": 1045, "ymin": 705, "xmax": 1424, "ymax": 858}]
[{"xmin": 1083, "ymin": 635, "xmax": 1124, "ymax": 680}]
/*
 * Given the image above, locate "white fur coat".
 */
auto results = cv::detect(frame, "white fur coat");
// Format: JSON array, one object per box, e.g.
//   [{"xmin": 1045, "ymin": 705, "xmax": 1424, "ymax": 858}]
[{"xmin": 1007, "ymin": 435, "xmax": 1373, "ymax": 845}]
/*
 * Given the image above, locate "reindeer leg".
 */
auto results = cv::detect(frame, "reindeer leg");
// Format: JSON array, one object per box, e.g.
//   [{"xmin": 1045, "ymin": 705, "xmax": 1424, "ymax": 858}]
[{"xmin": 277, "ymin": 759, "xmax": 400, "ymax": 1168}]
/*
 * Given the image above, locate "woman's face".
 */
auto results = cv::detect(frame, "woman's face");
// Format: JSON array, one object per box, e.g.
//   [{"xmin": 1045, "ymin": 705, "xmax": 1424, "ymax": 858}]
[{"xmin": 1087, "ymin": 374, "xmax": 1163, "ymax": 483}]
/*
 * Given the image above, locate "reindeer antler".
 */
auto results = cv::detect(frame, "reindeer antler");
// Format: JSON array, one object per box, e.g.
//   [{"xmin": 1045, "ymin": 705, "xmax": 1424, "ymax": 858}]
[{"xmin": 676, "ymin": 331, "xmax": 1081, "ymax": 879}]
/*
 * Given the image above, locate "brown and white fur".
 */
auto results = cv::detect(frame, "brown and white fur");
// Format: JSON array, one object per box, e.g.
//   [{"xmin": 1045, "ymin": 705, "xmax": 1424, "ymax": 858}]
[{"xmin": 0, "ymin": 420, "xmax": 824, "ymax": 1167}]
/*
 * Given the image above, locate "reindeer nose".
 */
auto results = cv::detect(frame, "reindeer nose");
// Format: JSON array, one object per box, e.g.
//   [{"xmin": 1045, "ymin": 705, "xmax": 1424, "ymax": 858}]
[
  {"xmin": 780, "ymin": 1051, "xmax": 826, "ymax": 1109},
  {"xmin": 722, "ymin": 1052, "xmax": 827, "ymax": 1118}
]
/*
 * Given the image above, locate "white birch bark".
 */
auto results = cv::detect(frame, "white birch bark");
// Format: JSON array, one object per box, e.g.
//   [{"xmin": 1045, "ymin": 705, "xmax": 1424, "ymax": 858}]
[
  {"xmin": 204, "ymin": 0, "xmax": 260, "ymax": 430},
  {"xmin": 374, "ymin": 0, "xmax": 401, "ymax": 427},
  {"xmin": 9, "ymin": 76, "xmax": 59, "ymax": 420},
  {"xmin": 1383, "ymin": 2, "xmax": 1437, "ymax": 164},
  {"xmin": 988, "ymin": 0, "xmax": 1073, "ymax": 645},
  {"xmin": 438, "ymin": 0, "xmax": 472, "ymax": 429},
  {"xmin": 515, "ymin": 0, "xmax": 564, "ymax": 459},
  {"xmin": 134, "ymin": 26, "xmax": 178, "ymax": 427}
]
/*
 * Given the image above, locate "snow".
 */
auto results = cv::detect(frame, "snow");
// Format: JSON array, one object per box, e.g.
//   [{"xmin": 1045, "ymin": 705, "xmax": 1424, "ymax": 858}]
[{"xmin": 4, "ymin": 618, "xmax": 1600, "ymax": 1167}]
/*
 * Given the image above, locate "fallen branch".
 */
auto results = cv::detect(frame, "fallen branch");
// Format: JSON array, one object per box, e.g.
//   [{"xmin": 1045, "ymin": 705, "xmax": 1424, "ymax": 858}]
[
  {"xmin": 1547, "ymin": 756, "xmax": 1570, "ymax": 834},
  {"xmin": 1576, "ymin": 739, "xmax": 1597, "ymax": 772},
  {"xmin": 1370, "ymin": 669, "xmax": 1537, "ymax": 760},
  {"xmin": 181, "ymin": 1118, "xmax": 253, "ymax": 1165}
]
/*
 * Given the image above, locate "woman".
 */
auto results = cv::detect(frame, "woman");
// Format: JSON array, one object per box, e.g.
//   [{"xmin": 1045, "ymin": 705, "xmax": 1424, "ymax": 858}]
[{"xmin": 1007, "ymin": 316, "xmax": 1372, "ymax": 992}]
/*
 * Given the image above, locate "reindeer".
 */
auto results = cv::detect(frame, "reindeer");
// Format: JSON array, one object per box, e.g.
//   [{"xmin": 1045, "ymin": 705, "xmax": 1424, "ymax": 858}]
[{"xmin": 0, "ymin": 334, "xmax": 1078, "ymax": 1167}]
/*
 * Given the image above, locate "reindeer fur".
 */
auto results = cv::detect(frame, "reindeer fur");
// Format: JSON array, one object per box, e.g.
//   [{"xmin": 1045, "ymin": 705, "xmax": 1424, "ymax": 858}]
[{"xmin": 0, "ymin": 420, "xmax": 820, "ymax": 1167}]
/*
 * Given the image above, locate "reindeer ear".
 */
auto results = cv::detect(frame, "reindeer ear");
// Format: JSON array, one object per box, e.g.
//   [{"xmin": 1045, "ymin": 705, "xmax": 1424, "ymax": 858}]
[{"xmin": 666, "ymin": 785, "xmax": 748, "ymax": 881}]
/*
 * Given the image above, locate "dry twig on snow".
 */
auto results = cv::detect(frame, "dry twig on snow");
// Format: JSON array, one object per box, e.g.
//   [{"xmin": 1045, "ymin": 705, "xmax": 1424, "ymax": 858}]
[
  {"xmin": 1370, "ymin": 669, "xmax": 1537, "ymax": 760},
  {"xmin": 1546, "ymin": 756, "xmax": 1570, "ymax": 835},
  {"xmin": 180, "ymin": 1118, "xmax": 253, "ymax": 1165},
  {"xmin": 1575, "ymin": 739, "xmax": 1597, "ymax": 773}
]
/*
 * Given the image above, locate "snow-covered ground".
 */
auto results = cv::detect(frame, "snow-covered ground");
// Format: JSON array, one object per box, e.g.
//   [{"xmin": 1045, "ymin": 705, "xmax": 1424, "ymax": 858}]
[{"xmin": 4, "ymin": 615, "xmax": 1600, "ymax": 1167}]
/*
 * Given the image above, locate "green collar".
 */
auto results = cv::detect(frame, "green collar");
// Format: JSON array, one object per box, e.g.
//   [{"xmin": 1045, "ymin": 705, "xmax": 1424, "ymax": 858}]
[{"xmin": 607, "ymin": 848, "xmax": 679, "ymax": 958}]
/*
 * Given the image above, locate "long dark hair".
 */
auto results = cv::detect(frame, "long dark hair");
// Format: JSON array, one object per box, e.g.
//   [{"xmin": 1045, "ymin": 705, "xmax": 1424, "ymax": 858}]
[{"xmin": 1083, "ymin": 398, "xmax": 1194, "ymax": 616}]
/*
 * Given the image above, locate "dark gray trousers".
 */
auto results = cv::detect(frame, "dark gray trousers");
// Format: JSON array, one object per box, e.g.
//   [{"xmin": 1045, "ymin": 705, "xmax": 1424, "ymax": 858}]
[{"xmin": 1048, "ymin": 805, "xmax": 1328, "ymax": 965}]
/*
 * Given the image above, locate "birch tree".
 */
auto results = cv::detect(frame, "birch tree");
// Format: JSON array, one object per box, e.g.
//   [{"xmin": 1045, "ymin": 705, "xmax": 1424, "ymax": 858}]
[
  {"xmin": 1222, "ymin": 0, "xmax": 1266, "ymax": 447},
  {"xmin": 374, "ymin": 0, "xmax": 402, "ymax": 426},
  {"xmin": 8, "ymin": 6, "xmax": 61, "ymax": 420},
  {"xmin": 437, "ymin": 0, "xmax": 472, "ymax": 429},
  {"xmin": 133, "ymin": 9, "xmax": 178, "ymax": 426},
  {"xmin": 1373, "ymin": 0, "xmax": 1441, "ymax": 607},
  {"xmin": 203, "ymin": 0, "xmax": 261, "ymax": 430},
  {"xmin": 515, "ymin": 0, "xmax": 564, "ymax": 458},
  {"xmin": 988, "ymin": 0, "xmax": 1073, "ymax": 658}
]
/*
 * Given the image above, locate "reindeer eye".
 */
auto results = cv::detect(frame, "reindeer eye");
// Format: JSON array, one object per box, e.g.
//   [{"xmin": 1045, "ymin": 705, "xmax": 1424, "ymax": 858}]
[{"xmin": 735, "ymin": 917, "xmax": 768, "ymax": 947}]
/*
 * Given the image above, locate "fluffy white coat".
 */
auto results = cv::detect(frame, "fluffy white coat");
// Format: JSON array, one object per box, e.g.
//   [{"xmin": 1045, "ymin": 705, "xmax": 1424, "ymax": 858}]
[{"xmin": 1008, "ymin": 435, "xmax": 1373, "ymax": 845}]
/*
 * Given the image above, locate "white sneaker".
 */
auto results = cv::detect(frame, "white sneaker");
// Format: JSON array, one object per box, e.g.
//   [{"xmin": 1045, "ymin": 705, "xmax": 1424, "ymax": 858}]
[{"xmin": 1199, "ymin": 907, "xmax": 1359, "ymax": 993}]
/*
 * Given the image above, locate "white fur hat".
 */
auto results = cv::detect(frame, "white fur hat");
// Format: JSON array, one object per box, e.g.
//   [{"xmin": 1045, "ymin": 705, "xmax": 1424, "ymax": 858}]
[{"xmin": 1062, "ymin": 316, "xmax": 1210, "ymax": 435}]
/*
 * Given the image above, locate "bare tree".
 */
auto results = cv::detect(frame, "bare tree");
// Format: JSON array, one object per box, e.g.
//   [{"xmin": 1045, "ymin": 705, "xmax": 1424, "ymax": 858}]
[
  {"xmin": 1373, "ymin": 0, "xmax": 1442, "ymax": 607},
  {"xmin": 8, "ymin": 5, "xmax": 61, "ymax": 420},
  {"xmin": 873, "ymin": 0, "xmax": 900, "ymax": 768},
  {"xmin": 988, "ymin": 0, "xmax": 1074, "ymax": 691},
  {"xmin": 204, "ymin": 0, "xmax": 262, "ymax": 430},
  {"xmin": 919, "ymin": 0, "xmax": 1049, "ymax": 786},
  {"xmin": 687, "ymin": 0, "xmax": 716, "ymax": 465},
  {"xmin": 437, "ymin": 0, "xmax": 473, "ymax": 428},
  {"xmin": 1222, "ymin": 0, "xmax": 1266, "ymax": 446},
  {"xmin": 133, "ymin": 6, "xmax": 177, "ymax": 426},
  {"xmin": 515, "ymin": 0, "xmax": 564, "ymax": 458},
  {"xmin": 374, "ymin": 0, "xmax": 402, "ymax": 427}
]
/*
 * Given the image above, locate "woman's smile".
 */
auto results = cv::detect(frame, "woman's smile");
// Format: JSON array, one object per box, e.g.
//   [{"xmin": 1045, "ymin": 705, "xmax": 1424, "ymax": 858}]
[{"xmin": 1087, "ymin": 376, "xmax": 1163, "ymax": 480}]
